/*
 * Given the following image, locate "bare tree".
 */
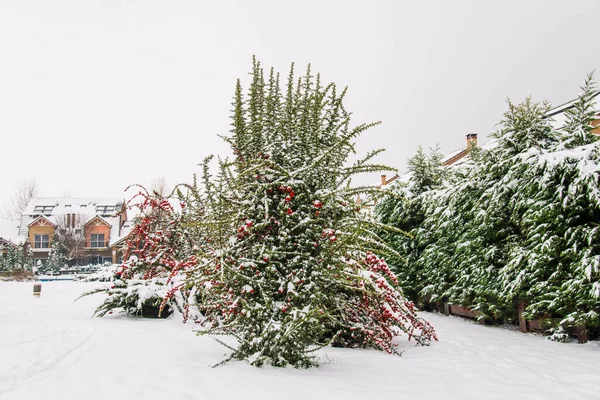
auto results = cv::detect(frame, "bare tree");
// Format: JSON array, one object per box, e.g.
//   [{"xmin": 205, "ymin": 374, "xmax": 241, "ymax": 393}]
[
  {"xmin": 54, "ymin": 214, "xmax": 87, "ymax": 265},
  {"xmin": 151, "ymin": 176, "xmax": 169, "ymax": 197},
  {"xmin": 1, "ymin": 179, "xmax": 38, "ymax": 221}
]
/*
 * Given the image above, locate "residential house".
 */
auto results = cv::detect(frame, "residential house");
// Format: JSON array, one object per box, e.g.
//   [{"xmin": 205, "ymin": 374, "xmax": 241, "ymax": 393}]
[
  {"xmin": 436, "ymin": 90, "xmax": 600, "ymax": 169},
  {"xmin": 18, "ymin": 197, "xmax": 134, "ymax": 266},
  {"xmin": 545, "ymin": 90, "xmax": 600, "ymax": 133},
  {"xmin": 359, "ymin": 89, "xmax": 600, "ymax": 208}
]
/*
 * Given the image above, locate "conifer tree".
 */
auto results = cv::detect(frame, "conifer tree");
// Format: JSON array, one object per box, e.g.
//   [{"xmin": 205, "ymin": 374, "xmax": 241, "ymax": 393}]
[
  {"xmin": 190, "ymin": 59, "xmax": 436, "ymax": 367},
  {"xmin": 47, "ymin": 233, "xmax": 67, "ymax": 274},
  {"xmin": 378, "ymin": 74, "xmax": 600, "ymax": 335}
]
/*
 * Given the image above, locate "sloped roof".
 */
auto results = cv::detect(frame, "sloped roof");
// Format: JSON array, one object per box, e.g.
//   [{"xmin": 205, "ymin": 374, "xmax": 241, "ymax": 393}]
[
  {"xmin": 545, "ymin": 90, "xmax": 600, "ymax": 119},
  {"xmin": 109, "ymin": 220, "xmax": 135, "ymax": 247},
  {"xmin": 441, "ymin": 91, "xmax": 600, "ymax": 168},
  {"xmin": 22, "ymin": 197, "xmax": 124, "ymax": 217},
  {"xmin": 442, "ymin": 147, "xmax": 469, "ymax": 166},
  {"xmin": 19, "ymin": 197, "xmax": 125, "ymax": 240},
  {"xmin": 359, "ymin": 90, "xmax": 600, "ymax": 210},
  {"xmin": 545, "ymin": 90, "xmax": 600, "ymax": 131}
]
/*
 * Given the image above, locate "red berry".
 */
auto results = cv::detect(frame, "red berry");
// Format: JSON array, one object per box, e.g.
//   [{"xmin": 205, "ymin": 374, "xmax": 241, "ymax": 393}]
[
  {"xmin": 285, "ymin": 196, "xmax": 292, "ymax": 202},
  {"xmin": 286, "ymin": 208, "xmax": 293, "ymax": 215},
  {"xmin": 330, "ymin": 236, "xmax": 337, "ymax": 242},
  {"xmin": 286, "ymin": 186, "xmax": 292, "ymax": 193},
  {"xmin": 262, "ymin": 256, "xmax": 269, "ymax": 262},
  {"xmin": 245, "ymin": 220, "xmax": 253, "ymax": 227},
  {"xmin": 313, "ymin": 200, "xmax": 322, "ymax": 208},
  {"xmin": 315, "ymin": 211, "xmax": 320, "ymax": 216}
]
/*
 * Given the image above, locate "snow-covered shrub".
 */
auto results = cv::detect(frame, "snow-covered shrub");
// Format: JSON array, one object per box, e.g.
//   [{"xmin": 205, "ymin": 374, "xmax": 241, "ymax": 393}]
[
  {"xmin": 378, "ymin": 74, "xmax": 600, "ymax": 334},
  {"xmin": 547, "ymin": 325, "xmax": 570, "ymax": 342},
  {"xmin": 187, "ymin": 59, "xmax": 436, "ymax": 368},
  {"xmin": 0, "ymin": 243, "xmax": 34, "ymax": 272},
  {"xmin": 80, "ymin": 187, "xmax": 202, "ymax": 320}
]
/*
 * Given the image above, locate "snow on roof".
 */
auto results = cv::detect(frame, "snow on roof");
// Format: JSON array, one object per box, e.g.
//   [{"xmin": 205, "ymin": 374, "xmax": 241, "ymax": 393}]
[
  {"xmin": 362, "ymin": 91, "xmax": 599, "ymax": 204},
  {"xmin": 109, "ymin": 220, "xmax": 135, "ymax": 247},
  {"xmin": 443, "ymin": 92, "xmax": 600, "ymax": 167},
  {"xmin": 441, "ymin": 147, "xmax": 468, "ymax": 165},
  {"xmin": 19, "ymin": 197, "xmax": 126, "ymax": 239},
  {"xmin": 22, "ymin": 197, "xmax": 124, "ymax": 217},
  {"xmin": 545, "ymin": 90, "xmax": 600, "ymax": 118},
  {"xmin": 546, "ymin": 90, "xmax": 600, "ymax": 129}
]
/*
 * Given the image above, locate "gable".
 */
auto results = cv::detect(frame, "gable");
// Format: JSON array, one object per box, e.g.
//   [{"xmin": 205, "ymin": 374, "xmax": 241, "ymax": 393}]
[
  {"xmin": 27, "ymin": 216, "xmax": 56, "ymax": 228},
  {"xmin": 84, "ymin": 216, "xmax": 112, "ymax": 228}
]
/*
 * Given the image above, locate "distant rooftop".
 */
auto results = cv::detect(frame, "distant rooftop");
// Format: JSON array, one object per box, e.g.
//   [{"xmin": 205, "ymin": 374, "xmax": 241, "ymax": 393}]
[{"xmin": 22, "ymin": 197, "xmax": 124, "ymax": 218}]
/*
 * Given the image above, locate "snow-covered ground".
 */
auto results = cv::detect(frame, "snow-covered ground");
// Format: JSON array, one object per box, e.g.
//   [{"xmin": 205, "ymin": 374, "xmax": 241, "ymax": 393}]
[{"xmin": 1, "ymin": 282, "xmax": 599, "ymax": 400}]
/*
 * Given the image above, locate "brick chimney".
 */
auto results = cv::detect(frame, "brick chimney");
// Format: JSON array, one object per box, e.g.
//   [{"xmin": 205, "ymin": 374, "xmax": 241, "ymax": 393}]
[
  {"xmin": 466, "ymin": 133, "xmax": 478, "ymax": 150},
  {"xmin": 381, "ymin": 175, "xmax": 387, "ymax": 186}
]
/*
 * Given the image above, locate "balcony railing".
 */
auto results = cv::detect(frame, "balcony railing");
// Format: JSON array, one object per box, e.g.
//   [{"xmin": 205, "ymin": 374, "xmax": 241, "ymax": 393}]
[
  {"xmin": 32, "ymin": 247, "xmax": 51, "ymax": 252},
  {"xmin": 85, "ymin": 241, "xmax": 110, "ymax": 249}
]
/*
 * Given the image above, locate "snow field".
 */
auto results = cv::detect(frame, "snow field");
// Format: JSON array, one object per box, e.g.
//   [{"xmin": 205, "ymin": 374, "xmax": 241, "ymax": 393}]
[{"xmin": 1, "ymin": 282, "xmax": 599, "ymax": 400}]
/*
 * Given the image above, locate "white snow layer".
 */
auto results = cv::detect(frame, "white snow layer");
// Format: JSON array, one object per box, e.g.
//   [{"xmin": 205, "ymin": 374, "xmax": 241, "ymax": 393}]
[{"xmin": 1, "ymin": 282, "xmax": 599, "ymax": 400}]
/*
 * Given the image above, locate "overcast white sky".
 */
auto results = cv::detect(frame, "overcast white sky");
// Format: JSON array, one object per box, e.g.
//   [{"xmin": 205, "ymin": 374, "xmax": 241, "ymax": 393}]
[{"xmin": 1, "ymin": 0, "xmax": 599, "ymax": 207}]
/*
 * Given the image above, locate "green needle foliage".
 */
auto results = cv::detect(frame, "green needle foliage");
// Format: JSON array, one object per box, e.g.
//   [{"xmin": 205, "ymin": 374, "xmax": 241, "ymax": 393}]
[{"xmin": 378, "ymin": 73, "xmax": 600, "ymax": 336}]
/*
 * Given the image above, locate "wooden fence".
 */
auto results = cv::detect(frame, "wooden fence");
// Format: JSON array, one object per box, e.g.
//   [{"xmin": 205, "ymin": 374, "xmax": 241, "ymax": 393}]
[{"xmin": 435, "ymin": 300, "xmax": 589, "ymax": 343}]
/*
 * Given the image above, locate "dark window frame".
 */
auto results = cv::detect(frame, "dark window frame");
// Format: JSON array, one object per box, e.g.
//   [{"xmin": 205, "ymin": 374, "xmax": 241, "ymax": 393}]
[
  {"xmin": 34, "ymin": 234, "xmax": 49, "ymax": 249},
  {"xmin": 90, "ymin": 233, "xmax": 105, "ymax": 248}
]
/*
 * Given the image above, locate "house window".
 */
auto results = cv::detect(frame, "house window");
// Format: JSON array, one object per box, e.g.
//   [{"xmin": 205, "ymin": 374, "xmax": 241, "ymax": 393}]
[
  {"xmin": 33, "ymin": 206, "xmax": 54, "ymax": 215},
  {"xmin": 34, "ymin": 234, "xmax": 49, "ymax": 248},
  {"xmin": 96, "ymin": 205, "xmax": 115, "ymax": 215},
  {"xmin": 90, "ymin": 234, "xmax": 105, "ymax": 248}
]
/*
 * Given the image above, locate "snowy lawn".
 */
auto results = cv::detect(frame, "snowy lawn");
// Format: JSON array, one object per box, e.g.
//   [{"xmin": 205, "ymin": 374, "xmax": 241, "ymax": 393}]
[{"xmin": 1, "ymin": 282, "xmax": 599, "ymax": 400}]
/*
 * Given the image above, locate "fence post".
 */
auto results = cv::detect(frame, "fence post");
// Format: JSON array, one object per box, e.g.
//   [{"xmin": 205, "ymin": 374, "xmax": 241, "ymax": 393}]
[
  {"xmin": 444, "ymin": 302, "xmax": 450, "ymax": 316},
  {"xmin": 517, "ymin": 301, "xmax": 528, "ymax": 333},
  {"xmin": 575, "ymin": 324, "xmax": 589, "ymax": 344}
]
